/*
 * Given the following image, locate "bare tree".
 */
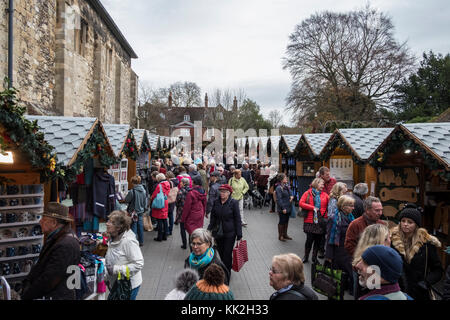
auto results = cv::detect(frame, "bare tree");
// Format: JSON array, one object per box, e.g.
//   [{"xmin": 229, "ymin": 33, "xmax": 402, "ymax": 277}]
[
  {"xmin": 169, "ymin": 81, "xmax": 202, "ymax": 107},
  {"xmin": 283, "ymin": 5, "xmax": 414, "ymax": 123},
  {"xmin": 267, "ymin": 110, "xmax": 283, "ymax": 128}
]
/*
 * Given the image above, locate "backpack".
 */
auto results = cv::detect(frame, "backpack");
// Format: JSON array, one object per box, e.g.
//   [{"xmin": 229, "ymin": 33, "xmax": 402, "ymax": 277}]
[
  {"xmin": 152, "ymin": 183, "xmax": 167, "ymax": 209},
  {"xmin": 168, "ymin": 181, "xmax": 178, "ymax": 204}
]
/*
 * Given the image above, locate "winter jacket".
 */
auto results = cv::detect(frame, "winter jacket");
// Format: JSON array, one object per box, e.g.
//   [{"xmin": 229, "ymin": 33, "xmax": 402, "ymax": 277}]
[
  {"xmin": 184, "ymin": 251, "xmax": 230, "ymax": 285},
  {"xmin": 323, "ymin": 177, "xmax": 337, "ymax": 195},
  {"xmin": 151, "ymin": 180, "xmax": 171, "ymax": 220},
  {"xmin": 206, "ymin": 181, "xmax": 221, "ymax": 215},
  {"xmin": 91, "ymin": 170, "xmax": 116, "ymax": 219},
  {"xmin": 391, "ymin": 226, "xmax": 443, "ymax": 300},
  {"xmin": 198, "ymin": 169, "xmax": 208, "ymax": 190},
  {"xmin": 255, "ymin": 169, "xmax": 268, "ymax": 187},
  {"xmin": 270, "ymin": 284, "xmax": 318, "ymax": 300},
  {"xmin": 298, "ymin": 188, "xmax": 329, "ymax": 224},
  {"xmin": 21, "ymin": 226, "xmax": 80, "ymax": 300},
  {"xmin": 125, "ymin": 184, "xmax": 147, "ymax": 215},
  {"xmin": 327, "ymin": 198, "xmax": 338, "ymax": 220},
  {"xmin": 443, "ymin": 265, "xmax": 450, "ymax": 300},
  {"xmin": 229, "ymin": 177, "xmax": 249, "ymax": 201},
  {"xmin": 175, "ymin": 185, "xmax": 190, "ymax": 223},
  {"xmin": 275, "ymin": 183, "xmax": 291, "ymax": 214},
  {"xmin": 184, "ymin": 280, "xmax": 234, "ymax": 300},
  {"xmin": 105, "ymin": 229, "xmax": 144, "ymax": 290},
  {"xmin": 181, "ymin": 186, "xmax": 207, "ymax": 234},
  {"xmin": 208, "ymin": 196, "xmax": 242, "ymax": 241},
  {"xmin": 344, "ymin": 215, "xmax": 387, "ymax": 257},
  {"xmin": 350, "ymin": 193, "xmax": 364, "ymax": 218},
  {"xmin": 241, "ymin": 169, "xmax": 253, "ymax": 188},
  {"xmin": 325, "ymin": 210, "xmax": 353, "ymax": 260},
  {"xmin": 217, "ymin": 174, "xmax": 227, "ymax": 185}
]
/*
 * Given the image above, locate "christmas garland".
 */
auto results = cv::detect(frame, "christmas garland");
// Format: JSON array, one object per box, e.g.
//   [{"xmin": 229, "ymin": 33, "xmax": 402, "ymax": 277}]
[
  {"xmin": 369, "ymin": 129, "xmax": 450, "ymax": 181},
  {"xmin": 63, "ymin": 124, "xmax": 119, "ymax": 184},
  {"xmin": 0, "ymin": 83, "xmax": 62, "ymax": 182},
  {"xmin": 121, "ymin": 130, "xmax": 139, "ymax": 160},
  {"xmin": 293, "ymin": 139, "xmax": 318, "ymax": 161},
  {"xmin": 140, "ymin": 132, "xmax": 151, "ymax": 153},
  {"xmin": 320, "ymin": 133, "xmax": 365, "ymax": 165}
]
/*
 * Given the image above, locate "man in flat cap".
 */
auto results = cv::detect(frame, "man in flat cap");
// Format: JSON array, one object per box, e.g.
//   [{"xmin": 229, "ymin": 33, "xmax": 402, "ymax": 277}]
[{"xmin": 21, "ymin": 202, "xmax": 80, "ymax": 300}]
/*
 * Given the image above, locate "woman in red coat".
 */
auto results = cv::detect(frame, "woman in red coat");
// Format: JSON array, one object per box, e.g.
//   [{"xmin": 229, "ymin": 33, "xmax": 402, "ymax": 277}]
[
  {"xmin": 151, "ymin": 173, "xmax": 171, "ymax": 242},
  {"xmin": 299, "ymin": 178, "xmax": 329, "ymax": 263},
  {"xmin": 181, "ymin": 176, "xmax": 207, "ymax": 242}
]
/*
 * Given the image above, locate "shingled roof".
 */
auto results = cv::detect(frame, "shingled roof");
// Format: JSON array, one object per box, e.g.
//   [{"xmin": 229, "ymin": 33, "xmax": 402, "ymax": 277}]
[
  {"xmin": 281, "ymin": 134, "xmax": 302, "ymax": 153},
  {"xmin": 402, "ymin": 122, "xmax": 450, "ymax": 168},
  {"xmin": 320, "ymin": 128, "xmax": 394, "ymax": 162},
  {"xmin": 133, "ymin": 129, "xmax": 147, "ymax": 151},
  {"xmin": 103, "ymin": 124, "xmax": 132, "ymax": 157},
  {"xmin": 303, "ymin": 133, "xmax": 332, "ymax": 156},
  {"xmin": 25, "ymin": 116, "xmax": 103, "ymax": 166}
]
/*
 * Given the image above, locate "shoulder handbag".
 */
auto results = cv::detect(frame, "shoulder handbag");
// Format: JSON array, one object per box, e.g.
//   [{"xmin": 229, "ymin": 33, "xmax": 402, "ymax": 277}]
[
  {"xmin": 167, "ymin": 181, "xmax": 178, "ymax": 204},
  {"xmin": 107, "ymin": 266, "xmax": 132, "ymax": 300},
  {"xmin": 311, "ymin": 261, "xmax": 344, "ymax": 300},
  {"xmin": 290, "ymin": 202, "xmax": 297, "ymax": 219},
  {"xmin": 152, "ymin": 183, "xmax": 167, "ymax": 209}
]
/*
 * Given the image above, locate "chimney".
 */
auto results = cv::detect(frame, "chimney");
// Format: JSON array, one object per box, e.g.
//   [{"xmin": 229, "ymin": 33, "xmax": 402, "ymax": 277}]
[
  {"xmin": 168, "ymin": 91, "xmax": 173, "ymax": 108},
  {"xmin": 232, "ymin": 96, "xmax": 238, "ymax": 112},
  {"xmin": 205, "ymin": 93, "xmax": 208, "ymax": 108}
]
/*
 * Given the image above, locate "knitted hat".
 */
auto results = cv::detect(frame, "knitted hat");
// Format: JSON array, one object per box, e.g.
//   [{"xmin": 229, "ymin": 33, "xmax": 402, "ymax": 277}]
[
  {"xmin": 210, "ymin": 171, "xmax": 220, "ymax": 177},
  {"xmin": 398, "ymin": 203, "xmax": 422, "ymax": 227},
  {"xmin": 184, "ymin": 264, "xmax": 234, "ymax": 300},
  {"xmin": 361, "ymin": 245, "xmax": 403, "ymax": 284}
]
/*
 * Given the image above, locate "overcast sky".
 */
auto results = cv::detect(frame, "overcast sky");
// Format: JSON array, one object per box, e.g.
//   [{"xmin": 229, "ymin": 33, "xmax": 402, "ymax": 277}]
[{"xmin": 101, "ymin": 0, "xmax": 450, "ymax": 125}]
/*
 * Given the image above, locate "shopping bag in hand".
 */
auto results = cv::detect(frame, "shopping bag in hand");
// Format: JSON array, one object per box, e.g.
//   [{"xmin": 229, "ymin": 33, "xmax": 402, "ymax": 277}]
[
  {"xmin": 232, "ymin": 240, "xmax": 248, "ymax": 272},
  {"xmin": 107, "ymin": 266, "xmax": 131, "ymax": 300}
]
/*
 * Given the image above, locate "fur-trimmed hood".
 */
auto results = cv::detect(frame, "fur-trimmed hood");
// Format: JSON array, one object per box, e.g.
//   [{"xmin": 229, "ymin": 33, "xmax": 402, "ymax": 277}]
[{"xmin": 391, "ymin": 226, "xmax": 441, "ymax": 263}]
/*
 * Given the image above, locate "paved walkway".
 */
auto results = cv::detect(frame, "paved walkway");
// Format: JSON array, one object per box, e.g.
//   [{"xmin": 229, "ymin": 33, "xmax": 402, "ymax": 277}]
[{"xmin": 137, "ymin": 206, "xmax": 350, "ymax": 300}]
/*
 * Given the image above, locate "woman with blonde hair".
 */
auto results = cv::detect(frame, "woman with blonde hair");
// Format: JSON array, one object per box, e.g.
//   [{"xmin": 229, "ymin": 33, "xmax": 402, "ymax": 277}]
[
  {"xmin": 351, "ymin": 223, "xmax": 391, "ymax": 299},
  {"xmin": 391, "ymin": 203, "xmax": 443, "ymax": 300},
  {"xmin": 327, "ymin": 182, "xmax": 347, "ymax": 220},
  {"xmin": 269, "ymin": 253, "xmax": 318, "ymax": 300}
]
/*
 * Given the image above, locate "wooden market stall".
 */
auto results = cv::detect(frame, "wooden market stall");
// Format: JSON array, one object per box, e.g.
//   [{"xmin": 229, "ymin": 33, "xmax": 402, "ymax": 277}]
[
  {"xmin": 0, "ymin": 102, "xmax": 60, "ymax": 293},
  {"xmin": 319, "ymin": 127, "xmax": 394, "ymax": 192},
  {"xmin": 25, "ymin": 116, "xmax": 117, "ymax": 235},
  {"xmin": 293, "ymin": 133, "xmax": 332, "ymax": 200},
  {"xmin": 133, "ymin": 129, "xmax": 151, "ymax": 171},
  {"xmin": 279, "ymin": 134, "xmax": 302, "ymax": 199},
  {"xmin": 103, "ymin": 124, "xmax": 139, "ymax": 196},
  {"xmin": 368, "ymin": 122, "xmax": 450, "ymax": 267}
]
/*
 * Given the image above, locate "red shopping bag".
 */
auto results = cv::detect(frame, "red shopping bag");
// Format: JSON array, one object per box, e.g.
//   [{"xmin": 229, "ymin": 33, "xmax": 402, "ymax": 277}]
[{"xmin": 232, "ymin": 240, "xmax": 248, "ymax": 272}]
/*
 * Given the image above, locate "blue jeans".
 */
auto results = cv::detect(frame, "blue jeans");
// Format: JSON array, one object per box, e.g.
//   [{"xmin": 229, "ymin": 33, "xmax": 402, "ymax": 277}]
[
  {"xmin": 131, "ymin": 213, "xmax": 144, "ymax": 245},
  {"xmin": 130, "ymin": 285, "xmax": 140, "ymax": 300}
]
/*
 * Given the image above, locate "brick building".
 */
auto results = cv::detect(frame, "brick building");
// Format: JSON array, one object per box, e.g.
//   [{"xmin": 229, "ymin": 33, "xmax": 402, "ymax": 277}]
[{"xmin": 0, "ymin": 0, "xmax": 138, "ymax": 125}]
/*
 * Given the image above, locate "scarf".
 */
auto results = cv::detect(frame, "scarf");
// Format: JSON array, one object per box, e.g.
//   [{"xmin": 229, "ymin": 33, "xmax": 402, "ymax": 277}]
[
  {"xmin": 189, "ymin": 247, "xmax": 215, "ymax": 269},
  {"xmin": 271, "ymin": 284, "xmax": 293, "ymax": 299},
  {"xmin": 312, "ymin": 188, "xmax": 321, "ymax": 224},
  {"xmin": 328, "ymin": 209, "xmax": 355, "ymax": 246}
]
